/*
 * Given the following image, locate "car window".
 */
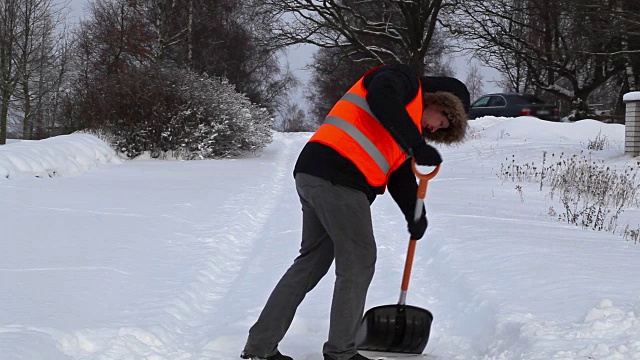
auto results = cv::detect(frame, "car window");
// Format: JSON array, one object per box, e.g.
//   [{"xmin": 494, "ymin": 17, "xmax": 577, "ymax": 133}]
[
  {"xmin": 471, "ymin": 96, "xmax": 490, "ymax": 107},
  {"xmin": 487, "ymin": 96, "xmax": 506, "ymax": 107}
]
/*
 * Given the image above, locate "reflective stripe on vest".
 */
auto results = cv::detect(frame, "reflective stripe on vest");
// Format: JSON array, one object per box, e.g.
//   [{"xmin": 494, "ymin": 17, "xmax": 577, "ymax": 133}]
[
  {"xmin": 324, "ymin": 115, "xmax": 391, "ymax": 174},
  {"xmin": 337, "ymin": 92, "xmax": 413, "ymax": 164},
  {"xmin": 341, "ymin": 93, "xmax": 376, "ymax": 119}
]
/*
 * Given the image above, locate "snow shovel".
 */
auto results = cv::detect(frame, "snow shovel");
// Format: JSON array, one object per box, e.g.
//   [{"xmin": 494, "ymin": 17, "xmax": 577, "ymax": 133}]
[{"xmin": 356, "ymin": 161, "xmax": 440, "ymax": 355}]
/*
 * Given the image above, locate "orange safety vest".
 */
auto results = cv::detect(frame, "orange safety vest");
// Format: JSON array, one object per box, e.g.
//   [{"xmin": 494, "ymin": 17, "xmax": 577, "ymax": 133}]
[{"xmin": 309, "ymin": 70, "xmax": 423, "ymax": 188}]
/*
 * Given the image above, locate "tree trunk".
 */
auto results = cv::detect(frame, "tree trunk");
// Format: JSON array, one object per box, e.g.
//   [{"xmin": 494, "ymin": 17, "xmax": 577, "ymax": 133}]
[
  {"xmin": 155, "ymin": 0, "xmax": 166, "ymax": 61},
  {"xmin": 22, "ymin": 79, "xmax": 31, "ymax": 139},
  {"xmin": 187, "ymin": 0, "xmax": 193, "ymax": 68},
  {"xmin": 622, "ymin": 0, "xmax": 640, "ymax": 91},
  {"xmin": 20, "ymin": 0, "xmax": 33, "ymax": 140},
  {"xmin": 1, "ymin": 0, "xmax": 17, "ymax": 144},
  {"xmin": 572, "ymin": 88, "xmax": 593, "ymax": 119},
  {"xmin": 0, "ymin": 47, "xmax": 7, "ymax": 144},
  {"xmin": 0, "ymin": 89, "xmax": 10, "ymax": 144}
]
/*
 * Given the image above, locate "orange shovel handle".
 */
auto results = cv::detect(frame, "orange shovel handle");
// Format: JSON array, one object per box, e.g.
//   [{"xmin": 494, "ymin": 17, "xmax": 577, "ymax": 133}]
[
  {"xmin": 401, "ymin": 241, "xmax": 418, "ymax": 292},
  {"xmin": 400, "ymin": 162, "xmax": 440, "ymax": 294}
]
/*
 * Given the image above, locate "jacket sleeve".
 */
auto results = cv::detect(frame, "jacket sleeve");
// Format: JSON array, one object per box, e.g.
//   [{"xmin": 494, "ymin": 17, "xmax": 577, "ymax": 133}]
[
  {"xmin": 387, "ymin": 159, "xmax": 419, "ymax": 222},
  {"xmin": 364, "ymin": 64, "xmax": 425, "ymax": 153}
]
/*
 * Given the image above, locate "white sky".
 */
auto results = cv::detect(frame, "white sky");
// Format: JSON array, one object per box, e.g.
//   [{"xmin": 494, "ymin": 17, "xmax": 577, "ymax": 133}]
[
  {"xmin": 65, "ymin": 0, "xmax": 87, "ymax": 23},
  {"xmin": 1, "ymin": 116, "xmax": 639, "ymax": 359}
]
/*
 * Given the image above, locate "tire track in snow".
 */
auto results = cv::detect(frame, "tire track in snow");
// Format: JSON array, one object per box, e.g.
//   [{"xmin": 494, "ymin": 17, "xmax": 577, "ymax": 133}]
[
  {"xmin": 196, "ymin": 134, "xmax": 310, "ymax": 359},
  {"xmin": 159, "ymin": 134, "xmax": 300, "ymax": 357},
  {"xmin": 52, "ymin": 134, "xmax": 300, "ymax": 359}
]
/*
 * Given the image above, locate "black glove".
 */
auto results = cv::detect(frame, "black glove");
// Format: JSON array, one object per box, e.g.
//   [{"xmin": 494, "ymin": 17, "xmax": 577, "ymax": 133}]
[
  {"xmin": 411, "ymin": 142, "xmax": 442, "ymax": 166},
  {"xmin": 408, "ymin": 206, "xmax": 428, "ymax": 240}
]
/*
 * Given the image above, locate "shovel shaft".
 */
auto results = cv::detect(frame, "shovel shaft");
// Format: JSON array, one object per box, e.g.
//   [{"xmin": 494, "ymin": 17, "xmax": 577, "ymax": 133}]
[
  {"xmin": 399, "ymin": 163, "xmax": 440, "ymax": 304},
  {"xmin": 356, "ymin": 162, "xmax": 439, "ymax": 354},
  {"xmin": 399, "ymin": 239, "xmax": 417, "ymax": 304}
]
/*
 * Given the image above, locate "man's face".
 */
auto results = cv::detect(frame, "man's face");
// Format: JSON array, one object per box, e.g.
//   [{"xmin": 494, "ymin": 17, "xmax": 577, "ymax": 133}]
[{"xmin": 421, "ymin": 103, "xmax": 451, "ymax": 134}]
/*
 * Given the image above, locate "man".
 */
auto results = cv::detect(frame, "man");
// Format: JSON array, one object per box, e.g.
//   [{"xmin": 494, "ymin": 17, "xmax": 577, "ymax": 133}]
[{"xmin": 241, "ymin": 64, "xmax": 470, "ymax": 360}]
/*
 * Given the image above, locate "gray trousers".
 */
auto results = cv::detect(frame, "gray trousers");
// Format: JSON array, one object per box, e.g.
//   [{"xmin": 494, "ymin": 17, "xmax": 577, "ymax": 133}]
[{"xmin": 243, "ymin": 173, "xmax": 377, "ymax": 360}]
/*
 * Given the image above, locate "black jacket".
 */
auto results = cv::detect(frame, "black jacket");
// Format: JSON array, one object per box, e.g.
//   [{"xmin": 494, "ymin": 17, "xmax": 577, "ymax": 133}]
[{"xmin": 293, "ymin": 64, "xmax": 424, "ymax": 223}]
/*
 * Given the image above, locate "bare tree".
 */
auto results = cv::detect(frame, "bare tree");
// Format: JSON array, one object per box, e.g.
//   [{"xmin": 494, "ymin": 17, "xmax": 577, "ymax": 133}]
[
  {"xmin": 247, "ymin": 0, "xmax": 453, "ymax": 74},
  {"xmin": 465, "ymin": 62, "xmax": 484, "ymax": 101},
  {"xmin": 61, "ymin": 0, "xmax": 155, "ymax": 132},
  {"xmin": 0, "ymin": 0, "xmax": 19, "ymax": 144},
  {"xmin": 132, "ymin": 0, "xmax": 297, "ymax": 114},
  {"xmin": 12, "ymin": 0, "xmax": 70, "ymax": 139},
  {"xmin": 277, "ymin": 102, "xmax": 313, "ymax": 132},
  {"xmin": 81, "ymin": 0, "xmax": 155, "ymax": 77},
  {"xmin": 300, "ymin": 1, "xmax": 456, "ymax": 124},
  {"xmin": 134, "ymin": 0, "xmax": 189, "ymax": 62},
  {"xmin": 620, "ymin": 0, "xmax": 640, "ymax": 91},
  {"xmin": 450, "ymin": 0, "xmax": 628, "ymax": 107}
]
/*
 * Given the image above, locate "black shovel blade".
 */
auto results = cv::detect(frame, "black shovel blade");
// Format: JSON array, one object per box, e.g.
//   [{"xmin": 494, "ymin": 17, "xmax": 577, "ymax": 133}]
[{"xmin": 356, "ymin": 304, "xmax": 433, "ymax": 354}]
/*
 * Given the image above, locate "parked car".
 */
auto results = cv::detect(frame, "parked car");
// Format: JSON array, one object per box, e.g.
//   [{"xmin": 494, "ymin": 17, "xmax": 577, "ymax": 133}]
[{"xmin": 468, "ymin": 93, "xmax": 560, "ymax": 121}]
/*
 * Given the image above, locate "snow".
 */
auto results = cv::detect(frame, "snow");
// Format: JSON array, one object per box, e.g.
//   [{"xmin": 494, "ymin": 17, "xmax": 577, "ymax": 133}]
[
  {"xmin": 0, "ymin": 133, "xmax": 122, "ymax": 179},
  {"xmin": 1, "ymin": 117, "xmax": 640, "ymax": 360},
  {"xmin": 623, "ymin": 92, "xmax": 640, "ymax": 102}
]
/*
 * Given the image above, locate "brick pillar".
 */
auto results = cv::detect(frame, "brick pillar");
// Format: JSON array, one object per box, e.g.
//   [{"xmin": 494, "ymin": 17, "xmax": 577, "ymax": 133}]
[{"xmin": 623, "ymin": 92, "xmax": 640, "ymax": 157}]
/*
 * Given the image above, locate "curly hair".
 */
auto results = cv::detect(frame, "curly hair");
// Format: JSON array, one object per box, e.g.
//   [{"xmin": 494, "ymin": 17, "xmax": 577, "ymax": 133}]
[{"xmin": 422, "ymin": 91, "xmax": 468, "ymax": 144}]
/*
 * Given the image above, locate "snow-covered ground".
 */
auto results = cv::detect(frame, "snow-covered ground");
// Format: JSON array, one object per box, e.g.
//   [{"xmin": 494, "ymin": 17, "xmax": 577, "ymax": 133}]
[{"xmin": 1, "ymin": 117, "xmax": 639, "ymax": 360}]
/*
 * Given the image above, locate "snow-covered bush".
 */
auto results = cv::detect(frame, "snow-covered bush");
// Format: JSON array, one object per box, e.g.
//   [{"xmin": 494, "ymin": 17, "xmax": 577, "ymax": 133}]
[
  {"xmin": 174, "ymin": 70, "xmax": 273, "ymax": 159},
  {"xmin": 76, "ymin": 66, "xmax": 273, "ymax": 159}
]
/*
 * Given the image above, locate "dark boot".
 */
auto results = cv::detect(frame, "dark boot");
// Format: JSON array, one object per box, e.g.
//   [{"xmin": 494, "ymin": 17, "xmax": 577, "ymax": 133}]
[
  {"xmin": 348, "ymin": 355, "xmax": 371, "ymax": 360},
  {"xmin": 241, "ymin": 350, "xmax": 293, "ymax": 360},
  {"xmin": 323, "ymin": 354, "xmax": 371, "ymax": 360}
]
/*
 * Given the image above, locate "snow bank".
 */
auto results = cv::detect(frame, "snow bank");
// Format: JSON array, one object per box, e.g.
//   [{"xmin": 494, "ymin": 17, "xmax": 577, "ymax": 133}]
[
  {"xmin": 0, "ymin": 133, "xmax": 122, "ymax": 179},
  {"xmin": 470, "ymin": 116, "xmax": 624, "ymax": 143},
  {"xmin": 519, "ymin": 299, "xmax": 640, "ymax": 359}
]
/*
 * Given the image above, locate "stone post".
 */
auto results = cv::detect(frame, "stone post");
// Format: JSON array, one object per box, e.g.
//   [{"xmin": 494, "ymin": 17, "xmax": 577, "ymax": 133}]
[{"xmin": 623, "ymin": 92, "xmax": 640, "ymax": 157}]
